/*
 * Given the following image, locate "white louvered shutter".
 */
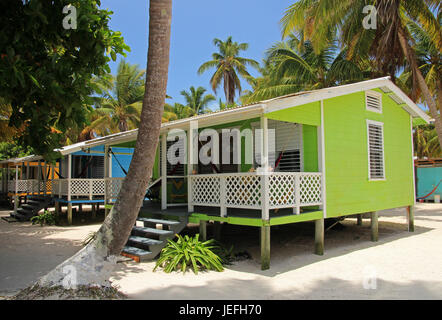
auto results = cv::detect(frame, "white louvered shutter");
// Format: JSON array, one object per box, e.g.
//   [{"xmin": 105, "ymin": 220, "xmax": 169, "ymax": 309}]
[
  {"xmin": 367, "ymin": 121, "xmax": 385, "ymax": 179},
  {"xmin": 366, "ymin": 90, "xmax": 382, "ymax": 113}
]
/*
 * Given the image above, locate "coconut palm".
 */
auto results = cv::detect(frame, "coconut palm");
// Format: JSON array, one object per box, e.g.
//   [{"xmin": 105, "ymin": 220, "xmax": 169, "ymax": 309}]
[
  {"xmin": 162, "ymin": 103, "xmax": 195, "ymax": 122},
  {"xmin": 414, "ymin": 124, "xmax": 442, "ymax": 159},
  {"xmin": 243, "ymin": 36, "xmax": 367, "ymax": 103},
  {"xmin": 280, "ymin": 0, "xmax": 442, "ymax": 148},
  {"xmin": 92, "ymin": 60, "xmax": 145, "ymax": 133},
  {"xmin": 180, "ymin": 86, "xmax": 215, "ymax": 115},
  {"xmin": 198, "ymin": 37, "xmax": 259, "ymax": 105},
  {"xmin": 38, "ymin": 0, "xmax": 173, "ymax": 288},
  {"xmin": 398, "ymin": 19, "xmax": 441, "ymax": 108}
]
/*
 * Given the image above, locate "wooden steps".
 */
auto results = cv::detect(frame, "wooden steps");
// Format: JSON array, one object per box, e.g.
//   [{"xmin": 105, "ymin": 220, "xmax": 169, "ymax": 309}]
[
  {"xmin": 121, "ymin": 216, "xmax": 188, "ymax": 263},
  {"xmin": 8, "ymin": 196, "xmax": 52, "ymax": 222}
]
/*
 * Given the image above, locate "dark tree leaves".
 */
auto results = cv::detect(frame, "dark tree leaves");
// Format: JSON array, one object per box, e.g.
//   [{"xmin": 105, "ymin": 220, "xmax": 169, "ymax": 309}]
[{"xmin": 0, "ymin": 0, "xmax": 130, "ymax": 160}]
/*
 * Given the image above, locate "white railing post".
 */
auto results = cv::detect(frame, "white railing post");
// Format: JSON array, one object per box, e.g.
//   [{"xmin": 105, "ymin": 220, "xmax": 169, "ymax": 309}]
[
  {"xmin": 294, "ymin": 174, "xmax": 301, "ymax": 215},
  {"xmin": 67, "ymin": 155, "xmax": 72, "ymax": 202},
  {"xmin": 89, "ymin": 180, "xmax": 93, "ymax": 200},
  {"xmin": 220, "ymin": 176, "xmax": 227, "ymax": 217},
  {"xmin": 261, "ymin": 173, "xmax": 270, "ymax": 221},
  {"xmin": 42, "ymin": 162, "xmax": 47, "ymax": 195},
  {"xmin": 104, "ymin": 146, "xmax": 110, "ymax": 216},
  {"xmin": 14, "ymin": 165, "xmax": 18, "ymax": 213},
  {"xmin": 37, "ymin": 160, "xmax": 41, "ymax": 195},
  {"xmin": 187, "ymin": 121, "xmax": 198, "ymax": 213}
]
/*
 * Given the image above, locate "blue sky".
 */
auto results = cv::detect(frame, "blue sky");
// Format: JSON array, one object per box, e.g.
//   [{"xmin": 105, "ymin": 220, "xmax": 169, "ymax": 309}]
[{"xmin": 100, "ymin": 0, "xmax": 294, "ymax": 110}]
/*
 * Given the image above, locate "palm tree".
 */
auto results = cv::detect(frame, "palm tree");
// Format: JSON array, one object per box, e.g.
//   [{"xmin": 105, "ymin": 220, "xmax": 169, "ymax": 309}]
[
  {"xmin": 180, "ymin": 86, "xmax": 215, "ymax": 115},
  {"xmin": 39, "ymin": 0, "xmax": 173, "ymax": 288},
  {"xmin": 414, "ymin": 124, "xmax": 442, "ymax": 159},
  {"xmin": 280, "ymin": 0, "xmax": 442, "ymax": 148},
  {"xmin": 198, "ymin": 36, "xmax": 259, "ymax": 105},
  {"xmin": 92, "ymin": 60, "xmax": 145, "ymax": 133},
  {"xmin": 218, "ymin": 98, "xmax": 238, "ymax": 111},
  {"xmin": 162, "ymin": 102, "xmax": 194, "ymax": 122},
  {"xmin": 398, "ymin": 19, "xmax": 441, "ymax": 109},
  {"xmin": 243, "ymin": 36, "xmax": 367, "ymax": 103}
]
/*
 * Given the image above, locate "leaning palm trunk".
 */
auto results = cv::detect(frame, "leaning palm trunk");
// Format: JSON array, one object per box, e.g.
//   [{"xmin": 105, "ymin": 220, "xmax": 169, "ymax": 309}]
[
  {"xmin": 38, "ymin": 0, "xmax": 172, "ymax": 288},
  {"xmin": 398, "ymin": 26, "xmax": 442, "ymax": 149}
]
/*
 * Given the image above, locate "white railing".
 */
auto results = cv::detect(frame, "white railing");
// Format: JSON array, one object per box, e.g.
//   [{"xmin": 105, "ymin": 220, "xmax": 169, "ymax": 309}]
[
  {"xmin": 8, "ymin": 179, "xmax": 47, "ymax": 194},
  {"xmin": 52, "ymin": 178, "xmax": 124, "ymax": 200},
  {"xmin": 189, "ymin": 172, "xmax": 322, "ymax": 218}
]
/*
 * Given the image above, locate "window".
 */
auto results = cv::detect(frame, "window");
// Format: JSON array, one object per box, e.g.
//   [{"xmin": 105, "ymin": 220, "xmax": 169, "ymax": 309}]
[
  {"xmin": 276, "ymin": 149, "xmax": 301, "ymax": 172},
  {"xmin": 251, "ymin": 120, "xmax": 302, "ymax": 171},
  {"xmin": 159, "ymin": 138, "xmax": 185, "ymax": 176},
  {"xmin": 367, "ymin": 120, "xmax": 385, "ymax": 180},
  {"xmin": 365, "ymin": 90, "xmax": 382, "ymax": 113}
]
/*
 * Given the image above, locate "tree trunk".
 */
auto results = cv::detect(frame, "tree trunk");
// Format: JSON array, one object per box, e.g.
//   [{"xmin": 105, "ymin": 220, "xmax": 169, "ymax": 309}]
[
  {"xmin": 38, "ymin": 0, "xmax": 172, "ymax": 288},
  {"xmin": 397, "ymin": 26, "xmax": 442, "ymax": 149}
]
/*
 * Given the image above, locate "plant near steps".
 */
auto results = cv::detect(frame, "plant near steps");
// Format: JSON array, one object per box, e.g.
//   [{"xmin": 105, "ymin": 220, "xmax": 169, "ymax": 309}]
[
  {"xmin": 30, "ymin": 210, "xmax": 57, "ymax": 226},
  {"xmin": 154, "ymin": 234, "xmax": 224, "ymax": 274}
]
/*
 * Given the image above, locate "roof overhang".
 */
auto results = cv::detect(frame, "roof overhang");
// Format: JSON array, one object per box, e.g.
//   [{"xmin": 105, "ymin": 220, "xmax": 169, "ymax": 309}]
[
  {"xmin": 263, "ymin": 77, "xmax": 431, "ymax": 123},
  {"xmin": 0, "ymin": 154, "xmax": 43, "ymax": 165}
]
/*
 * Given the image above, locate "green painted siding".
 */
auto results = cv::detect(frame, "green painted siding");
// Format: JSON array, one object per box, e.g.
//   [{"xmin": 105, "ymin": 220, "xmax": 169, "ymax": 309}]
[
  {"xmin": 323, "ymin": 90, "xmax": 414, "ymax": 218},
  {"xmin": 265, "ymin": 101, "xmax": 321, "ymax": 126},
  {"xmin": 302, "ymin": 124, "xmax": 319, "ymax": 172}
]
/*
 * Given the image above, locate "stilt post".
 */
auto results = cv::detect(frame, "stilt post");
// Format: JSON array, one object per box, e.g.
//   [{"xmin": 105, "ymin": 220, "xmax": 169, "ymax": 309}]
[
  {"xmin": 199, "ymin": 220, "xmax": 207, "ymax": 241},
  {"xmin": 91, "ymin": 203, "xmax": 96, "ymax": 219},
  {"xmin": 260, "ymin": 223, "xmax": 271, "ymax": 270},
  {"xmin": 315, "ymin": 218, "xmax": 324, "ymax": 255},
  {"xmin": 406, "ymin": 206, "xmax": 414, "ymax": 232},
  {"xmin": 357, "ymin": 214, "xmax": 363, "ymax": 226},
  {"xmin": 371, "ymin": 211, "xmax": 378, "ymax": 242},
  {"xmin": 67, "ymin": 203, "xmax": 73, "ymax": 225}
]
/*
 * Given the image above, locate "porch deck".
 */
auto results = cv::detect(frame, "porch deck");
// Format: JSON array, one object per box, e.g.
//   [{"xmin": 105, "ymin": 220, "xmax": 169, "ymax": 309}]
[{"xmin": 139, "ymin": 201, "xmax": 323, "ymax": 227}]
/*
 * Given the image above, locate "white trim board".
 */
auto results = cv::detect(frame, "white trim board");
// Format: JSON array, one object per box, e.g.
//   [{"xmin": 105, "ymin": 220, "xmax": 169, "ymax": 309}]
[{"xmin": 264, "ymin": 77, "xmax": 431, "ymax": 123}]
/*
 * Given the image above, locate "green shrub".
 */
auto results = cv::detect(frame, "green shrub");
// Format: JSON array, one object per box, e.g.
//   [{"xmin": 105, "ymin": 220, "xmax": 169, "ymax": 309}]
[
  {"xmin": 154, "ymin": 234, "xmax": 224, "ymax": 274},
  {"xmin": 30, "ymin": 210, "xmax": 57, "ymax": 226}
]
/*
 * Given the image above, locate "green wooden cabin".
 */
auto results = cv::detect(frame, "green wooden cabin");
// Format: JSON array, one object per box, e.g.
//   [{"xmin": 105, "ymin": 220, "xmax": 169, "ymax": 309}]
[
  {"xmin": 97, "ymin": 77, "xmax": 430, "ymax": 269},
  {"xmin": 3, "ymin": 77, "xmax": 430, "ymax": 269}
]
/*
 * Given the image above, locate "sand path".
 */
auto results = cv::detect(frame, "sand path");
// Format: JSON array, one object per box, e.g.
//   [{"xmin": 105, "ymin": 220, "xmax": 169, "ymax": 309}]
[{"xmin": 1, "ymin": 203, "xmax": 441, "ymax": 299}]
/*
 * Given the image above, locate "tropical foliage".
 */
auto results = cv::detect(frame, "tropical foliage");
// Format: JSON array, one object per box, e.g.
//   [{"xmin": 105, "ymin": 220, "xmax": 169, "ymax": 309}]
[
  {"xmin": 91, "ymin": 60, "xmax": 145, "ymax": 133},
  {"xmin": 154, "ymin": 234, "xmax": 224, "ymax": 274},
  {"xmin": 198, "ymin": 37, "xmax": 259, "ymax": 104},
  {"xmin": 242, "ymin": 35, "xmax": 368, "ymax": 103},
  {"xmin": 30, "ymin": 210, "xmax": 57, "ymax": 226},
  {"xmin": 414, "ymin": 124, "xmax": 442, "ymax": 159},
  {"xmin": 0, "ymin": 0, "xmax": 129, "ymax": 159},
  {"xmin": 161, "ymin": 86, "xmax": 216, "ymax": 122},
  {"xmin": 279, "ymin": 0, "xmax": 442, "ymax": 149},
  {"xmin": 180, "ymin": 86, "xmax": 215, "ymax": 115}
]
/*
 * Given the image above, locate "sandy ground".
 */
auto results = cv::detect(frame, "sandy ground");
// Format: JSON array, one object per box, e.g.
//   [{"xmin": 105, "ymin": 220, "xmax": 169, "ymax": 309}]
[{"xmin": 1, "ymin": 203, "xmax": 441, "ymax": 299}]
